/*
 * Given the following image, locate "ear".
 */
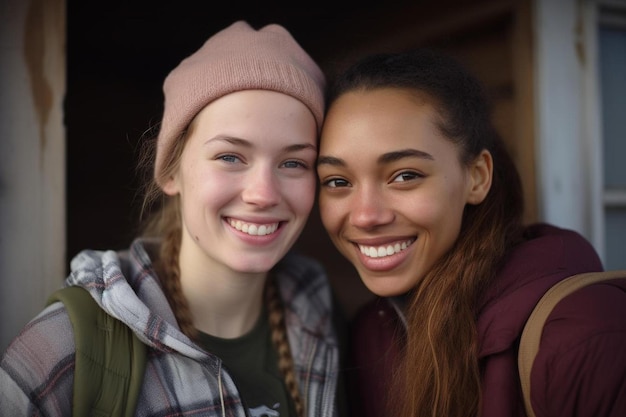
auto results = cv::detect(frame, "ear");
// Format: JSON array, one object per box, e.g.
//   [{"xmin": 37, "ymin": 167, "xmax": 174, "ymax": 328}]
[
  {"xmin": 466, "ymin": 149, "xmax": 492, "ymax": 205},
  {"xmin": 161, "ymin": 175, "xmax": 180, "ymax": 196}
]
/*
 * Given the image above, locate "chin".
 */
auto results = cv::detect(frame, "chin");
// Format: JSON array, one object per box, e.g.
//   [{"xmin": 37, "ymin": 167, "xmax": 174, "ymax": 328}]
[{"xmin": 362, "ymin": 275, "xmax": 413, "ymax": 298}]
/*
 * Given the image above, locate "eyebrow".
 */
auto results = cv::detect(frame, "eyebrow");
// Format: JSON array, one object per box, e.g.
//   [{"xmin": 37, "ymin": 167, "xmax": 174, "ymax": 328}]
[
  {"xmin": 317, "ymin": 155, "xmax": 344, "ymax": 167},
  {"xmin": 317, "ymin": 148, "xmax": 434, "ymax": 167},
  {"xmin": 206, "ymin": 136, "xmax": 317, "ymax": 152},
  {"xmin": 205, "ymin": 136, "xmax": 251, "ymax": 147},
  {"xmin": 379, "ymin": 149, "xmax": 434, "ymax": 163},
  {"xmin": 285, "ymin": 143, "xmax": 317, "ymax": 153}
]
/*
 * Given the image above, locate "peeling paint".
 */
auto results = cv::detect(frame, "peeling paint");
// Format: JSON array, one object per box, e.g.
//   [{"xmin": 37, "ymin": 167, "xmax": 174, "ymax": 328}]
[{"xmin": 23, "ymin": 0, "xmax": 63, "ymax": 162}]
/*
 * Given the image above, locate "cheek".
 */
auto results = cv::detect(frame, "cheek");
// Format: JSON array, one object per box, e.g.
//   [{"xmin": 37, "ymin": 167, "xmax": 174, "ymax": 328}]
[
  {"xmin": 403, "ymin": 188, "xmax": 466, "ymax": 236},
  {"xmin": 287, "ymin": 176, "xmax": 317, "ymax": 216},
  {"xmin": 318, "ymin": 193, "xmax": 343, "ymax": 232},
  {"xmin": 181, "ymin": 167, "xmax": 232, "ymax": 207}
]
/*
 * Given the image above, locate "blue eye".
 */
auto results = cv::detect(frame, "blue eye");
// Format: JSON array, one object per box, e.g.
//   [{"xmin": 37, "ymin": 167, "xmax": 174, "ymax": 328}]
[
  {"xmin": 282, "ymin": 160, "xmax": 308, "ymax": 169},
  {"xmin": 217, "ymin": 154, "xmax": 242, "ymax": 164}
]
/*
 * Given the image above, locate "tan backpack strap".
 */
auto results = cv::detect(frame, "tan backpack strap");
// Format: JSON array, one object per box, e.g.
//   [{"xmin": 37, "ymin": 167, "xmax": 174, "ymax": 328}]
[{"xmin": 518, "ymin": 270, "xmax": 626, "ymax": 417}]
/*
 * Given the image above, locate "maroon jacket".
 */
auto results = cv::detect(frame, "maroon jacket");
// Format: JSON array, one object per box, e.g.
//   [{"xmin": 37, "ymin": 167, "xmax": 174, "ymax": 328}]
[{"xmin": 347, "ymin": 223, "xmax": 626, "ymax": 417}]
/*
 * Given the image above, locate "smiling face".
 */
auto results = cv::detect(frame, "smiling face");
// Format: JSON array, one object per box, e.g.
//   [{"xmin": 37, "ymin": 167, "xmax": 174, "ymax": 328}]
[
  {"xmin": 163, "ymin": 90, "xmax": 318, "ymax": 276},
  {"xmin": 317, "ymin": 88, "xmax": 492, "ymax": 296}
]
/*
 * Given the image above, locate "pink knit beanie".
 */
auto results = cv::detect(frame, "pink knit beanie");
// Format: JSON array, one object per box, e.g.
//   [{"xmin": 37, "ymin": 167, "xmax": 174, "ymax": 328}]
[{"xmin": 154, "ymin": 20, "xmax": 326, "ymax": 187}]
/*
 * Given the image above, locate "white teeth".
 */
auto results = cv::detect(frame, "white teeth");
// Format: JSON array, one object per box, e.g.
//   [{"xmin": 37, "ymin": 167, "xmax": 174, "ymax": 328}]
[
  {"xmin": 359, "ymin": 239, "xmax": 414, "ymax": 258},
  {"xmin": 228, "ymin": 219, "xmax": 278, "ymax": 236}
]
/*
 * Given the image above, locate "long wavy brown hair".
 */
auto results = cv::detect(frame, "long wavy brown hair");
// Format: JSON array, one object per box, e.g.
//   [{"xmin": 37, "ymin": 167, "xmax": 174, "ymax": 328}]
[
  {"xmin": 327, "ymin": 49, "xmax": 525, "ymax": 417},
  {"xmin": 135, "ymin": 120, "xmax": 305, "ymax": 416}
]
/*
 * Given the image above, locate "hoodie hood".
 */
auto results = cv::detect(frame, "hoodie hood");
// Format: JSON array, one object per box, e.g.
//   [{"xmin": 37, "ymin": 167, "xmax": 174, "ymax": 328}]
[
  {"xmin": 65, "ymin": 238, "xmax": 337, "ymax": 360},
  {"xmin": 66, "ymin": 239, "xmax": 209, "ymax": 359},
  {"xmin": 476, "ymin": 223, "xmax": 603, "ymax": 357}
]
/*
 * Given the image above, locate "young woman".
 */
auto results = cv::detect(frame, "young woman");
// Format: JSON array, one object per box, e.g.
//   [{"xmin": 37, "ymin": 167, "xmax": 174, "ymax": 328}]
[
  {"xmin": 1, "ymin": 21, "xmax": 344, "ymax": 416},
  {"xmin": 316, "ymin": 49, "xmax": 626, "ymax": 417}
]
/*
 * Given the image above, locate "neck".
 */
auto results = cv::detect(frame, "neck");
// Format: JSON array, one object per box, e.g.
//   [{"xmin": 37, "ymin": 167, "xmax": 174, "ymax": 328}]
[
  {"xmin": 176, "ymin": 228, "xmax": 276, "ymax": 338},
  {"xmin": 186, "ymin": 272, "xmax": 267, "ymax": 338}
]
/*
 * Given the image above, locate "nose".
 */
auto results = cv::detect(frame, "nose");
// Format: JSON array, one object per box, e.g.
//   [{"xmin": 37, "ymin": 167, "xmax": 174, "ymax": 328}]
[
  {"xmin": 349, "ymin": 186, "xmax": 394, "ymax": 229},
  {"xmin": 241, "ymin": 165, "xmax": 281, "ymax": 208}
]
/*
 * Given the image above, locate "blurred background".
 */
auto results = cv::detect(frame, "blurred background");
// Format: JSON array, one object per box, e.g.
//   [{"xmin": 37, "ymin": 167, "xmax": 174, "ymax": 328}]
[{"xmin": 1, "ymin": 0, "xmax": 625, "ymax": 351}]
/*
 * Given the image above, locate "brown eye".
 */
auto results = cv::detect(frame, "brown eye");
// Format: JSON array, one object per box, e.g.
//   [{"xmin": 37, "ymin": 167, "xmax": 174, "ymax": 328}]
[
  {"xmin": 392, "ymin": 171, "xmax": 422, "ymax": 183},
  {"xmin": 323, "ymin": 178, "xmax": 350, "ymax": 188}
]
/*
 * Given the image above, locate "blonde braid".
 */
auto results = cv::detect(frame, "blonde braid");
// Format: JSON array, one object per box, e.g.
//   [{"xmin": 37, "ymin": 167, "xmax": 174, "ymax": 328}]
[
  {"xmin": 153, "ymin": 199, "xmax": 197, "ymax": 341},
  {"xmin": 265, "ymin": 276, "xmax": 304, "ymax": 417}
]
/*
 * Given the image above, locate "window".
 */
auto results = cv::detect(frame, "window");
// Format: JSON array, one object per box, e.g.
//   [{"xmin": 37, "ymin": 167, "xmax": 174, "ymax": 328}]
[{"xmin": 598, "ymin": 3, "xmax": 626, "ymax": 269}]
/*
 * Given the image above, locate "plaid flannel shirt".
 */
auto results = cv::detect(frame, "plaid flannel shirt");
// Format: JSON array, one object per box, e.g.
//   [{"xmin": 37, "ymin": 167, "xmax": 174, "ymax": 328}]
[{"xmin": 1, "ymin": 239, "xmax": 340, "ymax": 416}]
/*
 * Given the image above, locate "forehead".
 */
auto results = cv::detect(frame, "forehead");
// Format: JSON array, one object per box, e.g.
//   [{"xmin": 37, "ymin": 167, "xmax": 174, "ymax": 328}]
[
  {"xmin": 320, "ymin": 88, "xmax": 443, "ymax": 155},
  {"xmin": 188, "ymin": 89, "xmax": 318, "ymax": 148}
]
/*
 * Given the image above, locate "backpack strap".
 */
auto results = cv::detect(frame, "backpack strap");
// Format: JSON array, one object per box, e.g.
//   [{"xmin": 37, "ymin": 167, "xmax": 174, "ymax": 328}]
[
  {"xmin": 47, "ymin": 286, "xmax": 147, "ymax": 417},
  {"xmin": 518, "ymin": 270, "xmax": 626, "ymax": 417}
]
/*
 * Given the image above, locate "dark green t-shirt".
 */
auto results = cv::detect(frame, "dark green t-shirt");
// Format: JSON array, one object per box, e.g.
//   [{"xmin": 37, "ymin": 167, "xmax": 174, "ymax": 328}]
[{"xmin": 197, "ymin": 309, "xmax": 297, "ymax": 417}]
